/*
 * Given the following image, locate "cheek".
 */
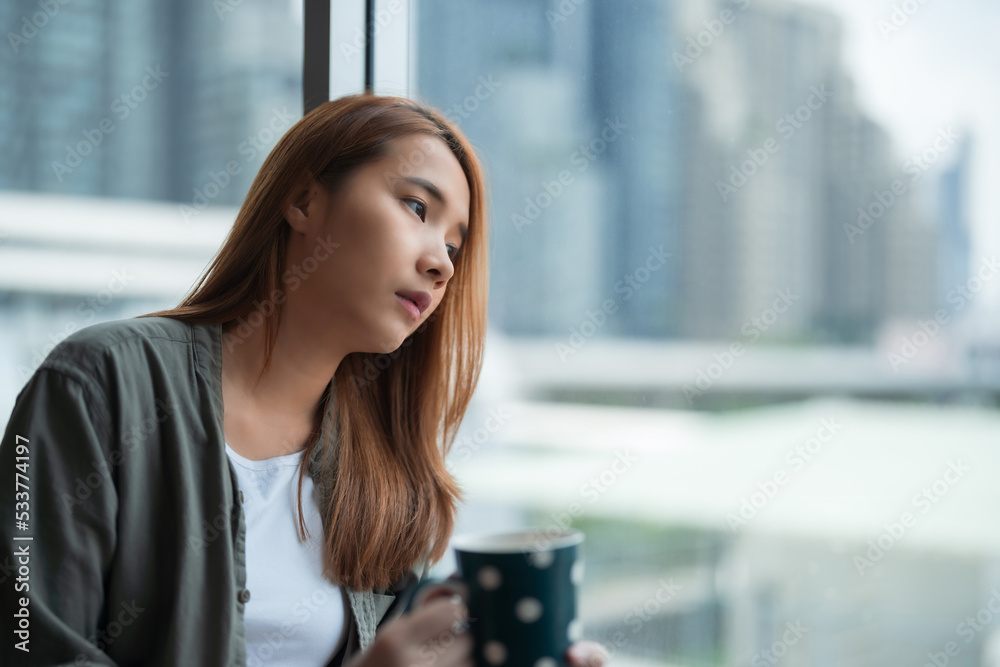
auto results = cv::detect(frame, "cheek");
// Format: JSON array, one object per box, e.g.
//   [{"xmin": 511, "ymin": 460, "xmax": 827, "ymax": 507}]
[
  {"xmin": 338, "ymin": 236, "xmax": 391, "ymax": 284},
  {"xmin": 361, "ymin": 227, "xmax": 408, "ymax": 271}
]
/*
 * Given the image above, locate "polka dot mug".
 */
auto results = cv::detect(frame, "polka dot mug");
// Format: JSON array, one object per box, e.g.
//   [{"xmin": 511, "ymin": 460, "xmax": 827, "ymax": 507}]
[{"xmin": 400, "ymin": 528, "xmax": 585, "ymax": 667}]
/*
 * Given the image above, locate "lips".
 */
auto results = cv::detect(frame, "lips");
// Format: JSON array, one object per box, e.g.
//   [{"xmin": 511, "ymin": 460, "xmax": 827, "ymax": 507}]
[
  {"xmin": 395, "ymin": 295, "xmax": 420, "ymax": 321},
  {"xmin": 395, "ymin": 290, "xmax": 431, "ymax": 314}
]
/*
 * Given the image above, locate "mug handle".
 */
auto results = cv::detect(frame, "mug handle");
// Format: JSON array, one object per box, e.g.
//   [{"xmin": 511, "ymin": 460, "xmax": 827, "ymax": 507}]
[{"xmin": 399, "ymin": 573, "xmax": 469, "ymax": 615}]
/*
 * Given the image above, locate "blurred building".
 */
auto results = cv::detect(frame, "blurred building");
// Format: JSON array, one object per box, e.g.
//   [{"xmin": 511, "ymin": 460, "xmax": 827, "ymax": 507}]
[
  {"xmin": 935, "ymin": 132, "xmax": 974, "ymax": 310},
  {"xmin": 0, "ymin": 0, "xmax": 300, "ymax": 209},
  {"xmin": 818, "ymin": 108, "xmax": 891, "ymax": 344},
  {"xmin": 417, "ymin": 0, "xmax": 689, "ymax": 339},
  {"xmin": 678, "ymin": 0, "xmax": 945, "ymax": 344},
  {"xmin": 589, "ymin": 0, "xmax": 686, "ymax": 337},
  {"xmin": 415, "ymin": 0, "xmax": 607, "ymax": 336},
  {"xmin": 681, "ymin": 0, "xmax": 838, "ymax": 340},
  {"xmin": 414, "ymin": 0, "xmax": 947, "ymax": 345}
]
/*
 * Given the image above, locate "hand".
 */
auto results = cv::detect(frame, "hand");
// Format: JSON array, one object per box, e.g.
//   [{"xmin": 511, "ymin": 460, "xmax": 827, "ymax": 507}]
[
  {"xmin": 345, "ymin": 594, "xmax": 473, "ymax": 667},
  {"xmin": 566, "ymin": 639, "xmax": 611, "ymax": 667}
]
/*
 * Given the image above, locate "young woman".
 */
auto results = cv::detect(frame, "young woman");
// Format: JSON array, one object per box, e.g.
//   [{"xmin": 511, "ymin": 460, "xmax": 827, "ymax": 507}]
[{"xmin": 0, "ymin": 94, "xmax": 608, "ymax": 666}]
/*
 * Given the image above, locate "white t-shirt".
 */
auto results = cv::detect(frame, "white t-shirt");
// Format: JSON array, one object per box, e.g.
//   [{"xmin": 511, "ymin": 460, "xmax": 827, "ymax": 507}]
[{"xmin": 225, "ymin": 442, "xmax": 348, "ymax": 667}]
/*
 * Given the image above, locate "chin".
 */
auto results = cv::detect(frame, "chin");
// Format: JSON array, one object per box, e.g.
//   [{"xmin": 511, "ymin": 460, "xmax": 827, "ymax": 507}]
[
  {"xmin": 384, "ymin": 339, "xmax": 406, "ymax": 354},
  {"xmin": 370, "ymin": 330, "xmax": 408, "ymax": 355}
]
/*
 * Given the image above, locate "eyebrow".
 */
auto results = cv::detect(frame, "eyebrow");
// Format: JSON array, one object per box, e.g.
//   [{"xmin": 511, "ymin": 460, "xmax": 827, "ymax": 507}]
[{"xmin": 399, "ymin": 176, "xmax": 468, "ymax": 242}]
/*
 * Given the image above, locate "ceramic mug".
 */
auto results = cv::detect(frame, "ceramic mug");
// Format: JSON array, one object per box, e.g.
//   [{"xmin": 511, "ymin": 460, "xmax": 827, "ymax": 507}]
[{"xmin": 400, "ymin": 528, "xmax": 586, "ymax": 667}]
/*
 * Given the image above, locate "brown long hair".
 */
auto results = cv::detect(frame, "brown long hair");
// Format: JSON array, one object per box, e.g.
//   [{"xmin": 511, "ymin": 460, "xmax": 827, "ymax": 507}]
[{"xmin": 136, "ymin": 93, "xmax": 491, "ymax": 592}]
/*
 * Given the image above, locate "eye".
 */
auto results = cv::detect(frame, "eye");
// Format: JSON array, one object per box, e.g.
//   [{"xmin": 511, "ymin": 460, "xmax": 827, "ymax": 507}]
[
  {"xmin": 403, "ymin": 197, "xmax": 427, "ymax": 221},
  {"xmin": 405, "ymin": 196, "xmax": 461, "ymax": 261}
]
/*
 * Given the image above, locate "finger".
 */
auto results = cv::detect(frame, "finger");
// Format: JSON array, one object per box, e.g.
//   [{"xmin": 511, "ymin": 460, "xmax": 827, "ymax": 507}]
[
  {"xmin": 567, "ymin": 640, "xmax": 609, "ymax": 667},
  {"xmin": 417, "ymin": 585, "xmax": 465, "ymax": 608},
  {"xmin": 403, "ymin": 608, "xmax": 473, "ymax": 667},
  {"xmin": 403, "ymin": 595, "xmax": 469, "ymax": 642},
  {"xmin": 432, "ymin": 632, "xmax": 474, "ymax": 667}
]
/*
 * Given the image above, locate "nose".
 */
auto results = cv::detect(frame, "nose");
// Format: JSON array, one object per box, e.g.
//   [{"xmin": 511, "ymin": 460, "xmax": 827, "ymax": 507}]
[{"xmin": 420, "ymin": 241, "xmax": 455, "ymax": 285}]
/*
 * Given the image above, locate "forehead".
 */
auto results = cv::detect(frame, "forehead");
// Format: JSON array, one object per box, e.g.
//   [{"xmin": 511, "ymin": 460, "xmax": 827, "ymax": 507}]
[{"xmin": 377, "ymin": 134, "xmax": 470, "ymax": 212}]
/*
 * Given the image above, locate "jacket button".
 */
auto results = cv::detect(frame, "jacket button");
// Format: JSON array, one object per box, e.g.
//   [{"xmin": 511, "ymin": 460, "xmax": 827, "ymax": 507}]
[
  {"xmin": 238, "ymin": 589, "xmax": 251, "ymax": 604},
  {"xmin": 238, "ymin": 491, "xmax": 244, "ymax": 504}
]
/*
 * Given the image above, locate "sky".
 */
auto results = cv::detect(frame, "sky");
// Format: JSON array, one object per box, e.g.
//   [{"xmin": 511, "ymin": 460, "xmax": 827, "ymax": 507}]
[{"xmin": 793, "ymin": 0, "xmax": 1000, "ymax": 313}]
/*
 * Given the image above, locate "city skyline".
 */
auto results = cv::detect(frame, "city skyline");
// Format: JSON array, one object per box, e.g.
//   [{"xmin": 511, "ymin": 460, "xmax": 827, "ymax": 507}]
[
  {"xmin": 0, "ymin": 0, "xmax": 988, "ymax": 343},
  {"xmin": 414, "ymin": 0, "xmax": 959, "ymax": 345},
  {"xmin": 796, "ymin": 0, "xmax": 998, "ymax": 303}
]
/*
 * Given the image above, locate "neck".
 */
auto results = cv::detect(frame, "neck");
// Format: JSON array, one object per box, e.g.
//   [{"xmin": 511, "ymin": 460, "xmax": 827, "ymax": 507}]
[{"xmin": 221, "ymin": 309, "xmax": 344, "ymax": 422}]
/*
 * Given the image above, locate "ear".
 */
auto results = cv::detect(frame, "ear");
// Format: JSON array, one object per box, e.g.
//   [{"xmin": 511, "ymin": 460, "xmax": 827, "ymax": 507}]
[{"xmin": 284, "ymin": 174, "xmax": 323, "ymax": 234}]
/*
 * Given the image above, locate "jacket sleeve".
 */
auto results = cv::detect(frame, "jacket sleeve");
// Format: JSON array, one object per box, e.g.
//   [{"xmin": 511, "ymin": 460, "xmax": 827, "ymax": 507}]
[{"xmin": 0, "ymin": 367, "xmax": 121, "ymax": 666}]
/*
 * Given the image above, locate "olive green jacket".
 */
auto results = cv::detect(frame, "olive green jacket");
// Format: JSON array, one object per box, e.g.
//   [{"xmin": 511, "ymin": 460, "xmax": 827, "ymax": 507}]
[{"xmin": 0, "ymin": 316, "xmax": 431, "ymax": 666}]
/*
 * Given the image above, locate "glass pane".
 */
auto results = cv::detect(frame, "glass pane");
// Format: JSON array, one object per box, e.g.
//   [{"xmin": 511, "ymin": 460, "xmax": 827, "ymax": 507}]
[
  {"xmin": 0, "ymin": 0, "xmax": 303, "ymax": 406},
  {"xmin": 414, "ymin": 1, "xmax": 1000, "ymax": 665}
]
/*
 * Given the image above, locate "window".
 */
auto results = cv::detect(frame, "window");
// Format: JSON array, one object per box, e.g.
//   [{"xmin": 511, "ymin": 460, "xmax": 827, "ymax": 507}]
[{"xmin": 2, "ymin": 2, "xmax": 999, "ymax": 665}]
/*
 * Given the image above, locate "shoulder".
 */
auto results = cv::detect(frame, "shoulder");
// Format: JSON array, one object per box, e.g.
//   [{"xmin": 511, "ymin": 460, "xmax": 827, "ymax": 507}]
[
  {"xmin": 61, "ymin": 315, "xmax": 193, "ymax": 347},
  {"xmin": 38, "ymin": 316, "xmax": 203, "ymax": 384},
  {"xmin": 11, "ymin": 317, "xmax": 208, "ymax": 438}
]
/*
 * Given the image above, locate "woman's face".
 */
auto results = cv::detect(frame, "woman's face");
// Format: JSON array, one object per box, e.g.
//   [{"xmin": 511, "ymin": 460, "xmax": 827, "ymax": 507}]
[{"xmin": 283, "ymin": 133, "xmax": 471, "ymax": 354}]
